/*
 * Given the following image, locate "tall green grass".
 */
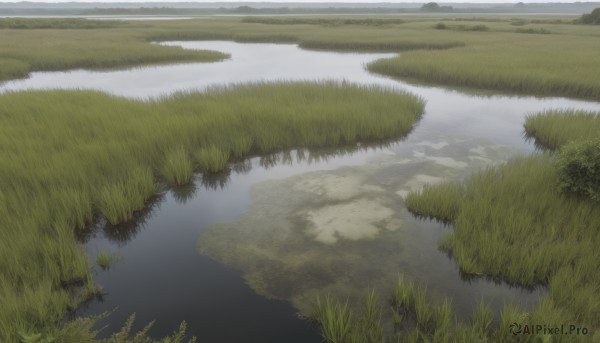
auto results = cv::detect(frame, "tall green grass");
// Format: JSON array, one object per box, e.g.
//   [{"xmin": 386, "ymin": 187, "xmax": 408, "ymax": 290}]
[
  {"xmin": 162, "ymin": 147, "xmax": 195, "ymax": 185},
  {"xmin": 96, "ymin": 250, "xmax": 124, "ymax": 271},
  {"xmin": 0, "ymin": 16, "xmax": 468, "ymax": 80},
  {"xmin": 0, "ymin": 18, "xmax": 124, "ymax": 29},
  {"xmin": 312, "ymin": 290, "xmax": 384, "ymax": 343},
  {"xmin": 3, "ymin": 15, "xmax": 600, "ymax": 102},
  {"xmin": 402, "ymin": 110, "xmax": 600, "ymax": 341},
  {"xmin": 404, "ymin": 183, "xmax": 464, "ymax": 223},
  {"xmin": 0, "ymin": 20, "xmax": 228, "ymax": 82},
  {"xmin": 405, "ymin": 154, "xmax": 600, "ymax": 331},
  {"xmin": 50, "ymin": 313, "xmax": 196, "ymax": 343},
  {"xmin": 0, "ymin": 82, "xmax": 424, "ymax": 342},
  {"xmin": 241, "ymin": 17, "xmax": 405, "ymax": 26},
  {"xmin": 0, "ymin": 58, "xmax": 30, "ymax": 81},
  {"xmin": 312, "ymin": 295, "xmax": 353, "ymax": 343},
  {"xmin": 314, "ymin": 279, "xmax": 535, "ymax": 342},
  {"xmin": 98, "ymin": 168, "xmax": 158, "ymax": 225},
  {"xmin": 195, "ymin": 146, "xmax": 231, "ymax": 173},
  {"xmin": 299, "ymin": 39, "xmax": 464, "ymax": 52},
  {"xmin": 524, "ymin": 109, "xmax": 600, "ymax": 150},
  {"xmin": 368, "ymin": 32, "xmax": 600, "ymax": 100}
]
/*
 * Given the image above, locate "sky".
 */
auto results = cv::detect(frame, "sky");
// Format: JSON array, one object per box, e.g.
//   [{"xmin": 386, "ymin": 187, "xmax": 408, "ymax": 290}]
[{"xmin": 0, "ymin": 0, "xmax": 592, "ymax": 3}]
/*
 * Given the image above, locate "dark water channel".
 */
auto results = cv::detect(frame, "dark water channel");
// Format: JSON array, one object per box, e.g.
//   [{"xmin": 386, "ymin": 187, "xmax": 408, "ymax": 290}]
[{"xmin": 3, "ymin": 41, "xmax": 599, "ymax": 341}]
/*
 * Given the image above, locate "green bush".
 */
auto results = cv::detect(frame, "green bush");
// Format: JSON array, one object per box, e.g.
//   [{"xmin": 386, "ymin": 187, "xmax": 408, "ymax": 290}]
[
  {"xmin": 556, "ymin": 138, "xmax": 600, "ymax": 201},
  {"xmin": 575, "ymin": 8, "xmax": 600, "ymax": 25}
]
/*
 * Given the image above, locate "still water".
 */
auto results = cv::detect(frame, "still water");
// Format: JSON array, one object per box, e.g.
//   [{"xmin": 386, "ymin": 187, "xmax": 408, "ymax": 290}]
[{"xmin": 3, "ymin": 41, "xmax": 599, "ymax": 340}]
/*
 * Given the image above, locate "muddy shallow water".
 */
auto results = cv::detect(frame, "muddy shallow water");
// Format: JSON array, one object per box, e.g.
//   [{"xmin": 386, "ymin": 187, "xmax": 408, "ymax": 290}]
[{"xmin": 4, "ymin": 41, "xmax": 599, "ymax": 340}]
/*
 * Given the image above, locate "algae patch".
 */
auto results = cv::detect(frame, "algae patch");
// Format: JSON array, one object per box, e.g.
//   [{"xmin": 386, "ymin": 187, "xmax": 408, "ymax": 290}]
[
  {"xmin": 197, "ymin": 137, "xmax": 516, "ymax": 314},
  {"xmin": 304, "ymin": 198, "xmax": 399, "ymax": 244}
]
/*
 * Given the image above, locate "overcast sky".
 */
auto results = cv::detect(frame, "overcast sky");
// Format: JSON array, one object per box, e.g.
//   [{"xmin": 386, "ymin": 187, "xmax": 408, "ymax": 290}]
[
  {"xmin": 0, "ymin": 0, "xmax": 591, "ymax": 3},
  {"xmin": 0, "ymin": 0, "xmax": 599, "ymax": 4}
]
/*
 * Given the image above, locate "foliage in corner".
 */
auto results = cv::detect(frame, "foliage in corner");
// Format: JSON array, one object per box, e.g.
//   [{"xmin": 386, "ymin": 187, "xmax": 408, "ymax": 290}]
[{"xmin": 556, "ymin": 138, "xmax": 600, "ymax": 201}]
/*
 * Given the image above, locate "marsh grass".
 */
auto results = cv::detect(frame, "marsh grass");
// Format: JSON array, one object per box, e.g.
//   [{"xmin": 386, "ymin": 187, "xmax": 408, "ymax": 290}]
[
  {"xmin": 0, "ymin": 18, "xmax": 124, "ymax": 29},
  {"xmin": 368, "ymin": 30, "xmax": 600, "ymax": 100},
  {"xmin": 195, "ymin": 146, "xmax": 231, "ymax": 173},
  {"xmin": 404, "ymin": 183, "xmax": 463, "ymax": 223},
  {"xmin": 414, "ymin": 286, "xmax": 433, "ymax": 332},
  {"xmin": 96, "ymin": 250, "xmax": 123, "ymax": 271},
  {"xmin": 3, "ymin": 16, "xmax": 600, "ymax": 103},
  {"xmin": 0, "ymin": 16, "xmax": 471, "ymax": 82},
  {"xmin": 524, "ymin": 109, "xmax": 600, "ymax": 150},
  {"xmin": 391, "ymin": 274, "xmax": 416, "ymax": 314},
  {"xmin": 405, "ymin": 153, "xmax": 600, "ymax": 330},
  {"xmin": 242, "ymin": 17, "xmax": 405, "ymax": 26},
  {"xmin": 299, "ymin": 39, "xmax": 464, "ymax": 52},
  {"xmin": 98, "ymin": 168, "xmax": 158, "ymax": 225},
  {"xmin": 0, "ymin": 58, "xmax": 30, "ymax": 81},
  {"xmin": 316, "ymin": 283, "xmax": 531, "ymax": 342},
  {"xmin": 402, "ymin": 111, "xmax": 600, "ymax": 340},
  {"xmin": 0, "ymin": 82, "xmax": 424, "ymax": 342},
  {"xmin": 312, "ymin": 291, "xmax": 384, "ymax": 343},
  {"xmin": 162, "ymin": 147, "xmax": 194, "ymax": 185},
  {"xmin": 0, "ymin": 22, "xmax": 228, "ymax": 81},
  {"xmin": 435, "ymin": 24, "xmax": 490, "ymax": 31},
  {"xmin": 432, "ymin": 299, "xmax": 453, "ymax": 333},
  {"xmin": 52, "ymin": 313, "xmax": 197, "ymax": 343},
  {"xmin": 515, "ymin": 27, "xmax": 552, "ymax": 34},
  {"xmin": 470, "ymin": 300, "xmax": 493, "ymax": 337},
  {"xmin": 313, "ymin": 296, "xmax": 353, "ymax": 343}
]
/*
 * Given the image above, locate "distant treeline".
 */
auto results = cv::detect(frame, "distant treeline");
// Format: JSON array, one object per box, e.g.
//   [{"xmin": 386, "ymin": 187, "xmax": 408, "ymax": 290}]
[
  {"xmin": 1, "ymin": 3, "xmax": 600, "ymax": 16},
  {"xmin": 575, "ymin": 7, "xmax": 600, "ymax": 24},
  {"xmin": 241, "ymin": 17, "xmax": 405, "ymax": 26}
]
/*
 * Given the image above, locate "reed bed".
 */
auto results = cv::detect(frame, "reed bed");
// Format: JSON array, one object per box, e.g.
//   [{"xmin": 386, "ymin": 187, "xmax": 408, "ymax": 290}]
[
  {"xmin": 0, "ymin": 21, "xmax": 229, "ymax": 82},
  {"xmin": 314, "ymin": 277, "xmax": 536, "ymax": 342},
  {"xmin": 96, "ymin": 250, "xmax": 123, "ymax": 271},
  {"xmin": 299, "ymin": 39, "xmax": 464, "ymax": 52},
  {"xmin": 98, "ymin": 168, "xmax": 158, "ymax": 224},
  {"xmin": 524, "ymin": 109, "xmax": 600, "ymax": 150},
  {"xmin": 3, "ymin": 16, "xmax": 600, "ymax": 103},
  {"xmin": 0, "ymin": 16, "xmax": 468, "ymax": 81},
  {"xmin": 162, "ymin": 147, "xmax": 195, "ymax": 185},
  {"xmin": 405, "ymin": 154, "xmax": 600, "ymax": 331},
  {"xmin": 241, "ymin": 17, "xmax": 406, "ymax": 26},
  {"xmin": 195, "ymin": 146, "xmax": 231, "ymax": 173},
  {"xmin": 402, "ymin": 111, "xmax": 600, "ymax": 341},
  {"xmin": 404, "ymin": 183, "xmax": 464, "ymax": 223},
  {"xmin": 0, "ymin": 18, "xmax": 124, "ymax": 29},
  {"xmin": 0, "ymin": 81, "xmax": 424, "ymax": 342},
  {"xmin": 368, "ymin": 33, "xmax": 600, "ymax": 100},
  {"xmin": 312, "ymin": 291, "xmax": 384, "ymax": 343},
  {"xmin": 0, "ymin": 58, "xmax": 29, "ymax": 81}
]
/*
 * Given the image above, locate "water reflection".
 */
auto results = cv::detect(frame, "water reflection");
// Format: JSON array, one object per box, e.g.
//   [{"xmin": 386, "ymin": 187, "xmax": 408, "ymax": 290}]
[
  {"xmin": 170, "ymin": 182, "xmax": 198, "ymax": 204},
  {"xmin": 199, "ymin": 169, "xmax": 232, "ymax": 191},
  {"xmin": 76, "ymin": 193, "xmax": 165, "ymax": 246},
  {"xmin": 197, "ymin": 137, "xmax": 545, "ymax": 319},
  {"xmin": 39, "ymin": 41, "xmax": 598, "ymax": 340},
  {"xmin": 522, "ymin": 129, "xmax": 556, "ymax": 152}
]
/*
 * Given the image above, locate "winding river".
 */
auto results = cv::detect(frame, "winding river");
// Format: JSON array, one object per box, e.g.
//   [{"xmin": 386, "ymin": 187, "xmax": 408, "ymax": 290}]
[{"xmin": 3, "ymin": 41, "xmax": 599, "ymax": 341}]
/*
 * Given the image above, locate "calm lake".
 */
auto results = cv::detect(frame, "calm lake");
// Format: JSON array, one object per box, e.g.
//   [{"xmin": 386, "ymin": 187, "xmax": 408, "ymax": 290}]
[{"xmin": 2, "ymin": 41, "xmax": 599, "ymax": 341}]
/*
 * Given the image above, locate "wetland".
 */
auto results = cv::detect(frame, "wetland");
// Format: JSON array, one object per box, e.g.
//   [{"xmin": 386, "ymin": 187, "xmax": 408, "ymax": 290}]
[{"xmin": 0, "ymin": 13, "xmax": 599, "ymax": 343}]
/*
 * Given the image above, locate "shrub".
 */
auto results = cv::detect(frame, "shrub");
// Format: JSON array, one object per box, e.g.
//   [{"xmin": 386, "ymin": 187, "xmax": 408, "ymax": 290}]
[
  {"xmin": 575, "ymin": 8, "xmax": 600, "ymax": 25},
  {"xmin": 556, "ymin": 138, "xmax": 600, "ymax": 201},
  {"xmin": 434, "ymin": 22, "xmax": 447, "ymax": 30}
]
